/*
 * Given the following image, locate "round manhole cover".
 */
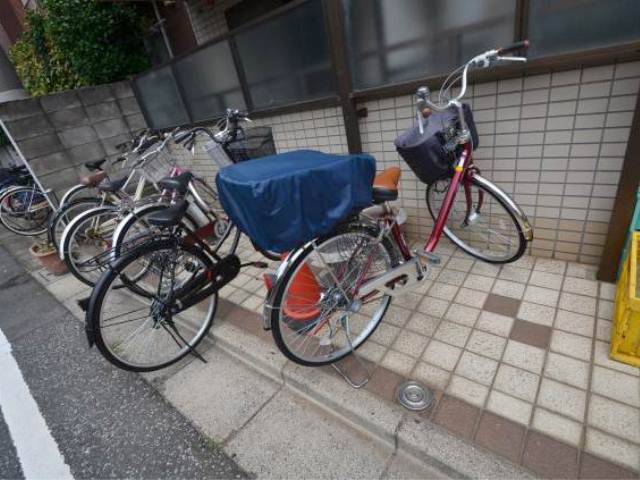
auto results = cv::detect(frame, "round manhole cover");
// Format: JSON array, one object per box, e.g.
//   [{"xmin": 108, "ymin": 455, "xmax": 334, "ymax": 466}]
[{"xmin": 396, "ymin": 380, "xmax": 433, "ymax": 411}]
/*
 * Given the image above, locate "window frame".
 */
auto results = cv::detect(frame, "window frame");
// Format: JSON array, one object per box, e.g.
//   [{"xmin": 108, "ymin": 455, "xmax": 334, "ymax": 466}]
[{"xmin": 131, "ymin": 0, "xmax": 640, "ymax": 128}]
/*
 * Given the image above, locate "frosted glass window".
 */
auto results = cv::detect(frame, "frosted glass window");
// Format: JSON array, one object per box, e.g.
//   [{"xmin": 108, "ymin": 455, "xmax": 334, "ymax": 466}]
[
  {"xmin": 135, "ymin": 66, "xmax": 189, "ymax": 129},
  {"xmin": 174, "ymin": 41, "xmax": 246, "ymax": 122},
  {"xmin": 343, "ymin": 0, "xmax": 516, "ymax": 89},
  {"xmin": 528, "ymin": 0, "xmax": 640, "ymax": 57},
  {"xmin": 235, "ymin": 1, "xmax": 335, "ymax": 109}
]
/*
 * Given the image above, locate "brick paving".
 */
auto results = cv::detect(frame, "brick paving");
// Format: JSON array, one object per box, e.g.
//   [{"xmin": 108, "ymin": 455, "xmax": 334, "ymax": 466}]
[{"xmin": 220, "ymin": 236, "xmax": 640, "ymax": 476}]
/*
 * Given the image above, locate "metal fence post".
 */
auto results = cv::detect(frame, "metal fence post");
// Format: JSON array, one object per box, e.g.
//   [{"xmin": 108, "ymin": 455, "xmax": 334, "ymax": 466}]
[
  {"xmin": 322, "ymin": 0, "xmax": 362, "ymax": 154},
  {"xmin": 0, "ymin": 119, "xmax": 58, "ymax": 210}
]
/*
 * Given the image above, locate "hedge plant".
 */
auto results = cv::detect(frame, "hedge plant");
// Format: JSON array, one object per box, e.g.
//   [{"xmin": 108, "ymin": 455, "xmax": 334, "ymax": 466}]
[{"xmin": 10, "ymin": 0, "xmax": 150, "ymax": 96}]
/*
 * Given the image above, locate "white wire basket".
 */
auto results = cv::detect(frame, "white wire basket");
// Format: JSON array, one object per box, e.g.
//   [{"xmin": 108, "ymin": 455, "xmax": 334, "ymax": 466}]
[
  {"xmin": 139, "ymin": 145, "xmax": 179, "ymax": 183},
  {"xmin": 203, "ymin": 140, "xmax": 233, "ymax": 168}
]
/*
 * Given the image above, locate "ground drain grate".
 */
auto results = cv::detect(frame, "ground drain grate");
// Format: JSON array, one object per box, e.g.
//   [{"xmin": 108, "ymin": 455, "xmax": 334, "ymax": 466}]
[{"xmin": 397, "ymin": 380, "xmax": 433, "ymax": 411}]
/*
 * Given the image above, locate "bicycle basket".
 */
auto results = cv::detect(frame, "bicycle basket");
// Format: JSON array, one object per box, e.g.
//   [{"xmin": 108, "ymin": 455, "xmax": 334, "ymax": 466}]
[
  {"xmin": 224, "ymin": 127, "xmax": 276, "ymax": 162},
  {"xmin": 395, "ymin": 103, "xmax": 478, "ymax": 185},
  {"xmin": 204, "ymin": 140, "xmax": 234, "ymax": 168},
  {"xmin": 139, "ymin": 145, "xmax": 178, "ymax": 184}
]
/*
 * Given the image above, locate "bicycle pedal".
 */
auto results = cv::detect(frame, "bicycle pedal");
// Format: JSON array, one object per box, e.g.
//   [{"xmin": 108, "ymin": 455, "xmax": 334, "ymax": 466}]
[
  {"xmin": 241, "ymin": 261, "xmax": 268, "ymax": 269},
  {"xmin": 415, "ymin": 250, "xmax": 441, "ymax": 264}
]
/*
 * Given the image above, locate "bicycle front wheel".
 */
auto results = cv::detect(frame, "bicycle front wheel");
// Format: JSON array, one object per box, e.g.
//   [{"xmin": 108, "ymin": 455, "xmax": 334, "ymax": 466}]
[
  {"xmin": 61, "ymin": 206, "xmax": 121, "ymax": 286},
  {"xmin": 189, "ymin": 176, "xmax": 240, "ymax": 257},
  {"xmin": 426, "ymin": 175, "xmax": 527, "ymax": 263},
  {"xmin": 86, "ymin": 238, "xmax": 217, "ymax": 371},
  {"xmin": 269, "ymin": 224, "xmax": 398, "ymax": 366},
  {"xmin": 48, "ymin": 198, "xmax": 104, "ymax": 249}
]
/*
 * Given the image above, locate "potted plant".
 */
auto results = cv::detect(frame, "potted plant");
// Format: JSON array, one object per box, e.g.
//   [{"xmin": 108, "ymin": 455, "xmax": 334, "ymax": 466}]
[{"xmin": 29, "ymin": 240, "xmax": 67, "ymax": 275}]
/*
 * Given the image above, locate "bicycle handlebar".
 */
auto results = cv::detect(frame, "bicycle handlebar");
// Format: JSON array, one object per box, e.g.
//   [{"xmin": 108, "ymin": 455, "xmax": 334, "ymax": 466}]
[
  {"xmin": 175, "ymin": 108, "xmax": 252, "ymax": 153},
  {"xmin": 497, "ymin": 40, "xmax": 530, "ymax": 56},
  {"xmin": 416, "ymin": 41, "xmax": 530, "ymax": 134}
]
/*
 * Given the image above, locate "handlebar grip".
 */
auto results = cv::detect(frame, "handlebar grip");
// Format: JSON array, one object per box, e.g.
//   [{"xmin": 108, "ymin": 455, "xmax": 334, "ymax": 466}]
[{"xmin": 497, "ymin": 40, "xmax": 529, "ymax": 55}]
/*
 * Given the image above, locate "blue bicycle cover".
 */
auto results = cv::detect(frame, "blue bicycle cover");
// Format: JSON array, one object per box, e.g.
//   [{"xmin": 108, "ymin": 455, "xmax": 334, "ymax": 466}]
[{"xmin": 216, "ymin": 149, "xmax": 376, "ymax": 252}]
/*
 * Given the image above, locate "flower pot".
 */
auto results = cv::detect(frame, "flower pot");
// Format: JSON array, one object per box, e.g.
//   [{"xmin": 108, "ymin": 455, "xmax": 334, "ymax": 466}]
[{"xmin": 29, "ymin": 243, "xmax": 68, "ymax": 275}]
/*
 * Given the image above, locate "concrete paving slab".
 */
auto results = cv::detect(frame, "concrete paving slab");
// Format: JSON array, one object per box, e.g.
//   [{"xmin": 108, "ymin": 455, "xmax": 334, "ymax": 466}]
[
  {"xmin": 162, "ymin": 347, "xmax": 281, "ymax": 443},
  {"xmin": 283, "ymin": 362, "xmax": 405, "ymax": 446},
  {"xmin": 44, "ymin": 274, "xmax": 91, "ymax": 301},
  {"xmin": 383, "ymin": 452, "xmax": 450, "ymax": 479},
  {"xmin": 213, "ymin": 322, "xmax": 288, "ymax": 382},
  {"xmin": 226, "ymin": 389, "xmax": 393, "ymax": 479},
  {"xmin": 397, "ymin": 416, "xmax": 533, "ymax": 479}
]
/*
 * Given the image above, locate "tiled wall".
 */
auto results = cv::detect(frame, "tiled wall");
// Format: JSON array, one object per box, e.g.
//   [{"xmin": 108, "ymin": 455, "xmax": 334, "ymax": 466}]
[
  {"xmin": 170, "ymin": 105, "xmax": 348, "ymax": 187},
  {"xmin": 359, "ymin": 62, "xmax": 640, "ymax": 265},
  {"xmin": 181, "ymin": 1, "xmax": 640, "ymax": 265},
  {"xmin": 185, "ymin": 0, "xmax": 240, "ymax": 44}
]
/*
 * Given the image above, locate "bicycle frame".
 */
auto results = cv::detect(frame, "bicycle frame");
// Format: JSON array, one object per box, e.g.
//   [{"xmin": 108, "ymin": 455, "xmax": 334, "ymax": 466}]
[{"xmin": 424, "ymin": 142, "xmax": 474, "ymax": 253}]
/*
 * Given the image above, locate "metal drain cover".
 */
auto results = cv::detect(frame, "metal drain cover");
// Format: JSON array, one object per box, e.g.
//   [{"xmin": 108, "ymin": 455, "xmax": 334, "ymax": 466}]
[{"xmin": 397, "ymin": 380, "xmax": 433, "ymax": 411}]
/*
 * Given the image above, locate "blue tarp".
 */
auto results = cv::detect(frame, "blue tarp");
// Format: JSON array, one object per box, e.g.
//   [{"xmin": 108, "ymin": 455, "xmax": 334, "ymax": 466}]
[{"xmin": 216, "ymin": 150, "xmax": 375, "ymax": 252}]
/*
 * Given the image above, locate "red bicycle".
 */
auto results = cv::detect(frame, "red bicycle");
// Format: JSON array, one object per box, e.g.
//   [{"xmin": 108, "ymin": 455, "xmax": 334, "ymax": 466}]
[{"xmin": 265, "ymin": 42, "xmax": 534, "ymax": 366}]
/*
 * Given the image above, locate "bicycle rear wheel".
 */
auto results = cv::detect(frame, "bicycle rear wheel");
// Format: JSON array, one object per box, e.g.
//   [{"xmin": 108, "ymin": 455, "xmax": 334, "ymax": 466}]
[
  {"xmin": 426, "ymin": 175, "xmax": 527, "ymax": 263},
  {"xmin": 0, "ymin": 186, "xmax": 52, "ymax": 236},
  {"xmin": 269, "ymin": 224, "xmax": 398, "ymax": 366},
  {"xmin": 86, "ymin": 238, "xmax": 217, "ymax": 371}
]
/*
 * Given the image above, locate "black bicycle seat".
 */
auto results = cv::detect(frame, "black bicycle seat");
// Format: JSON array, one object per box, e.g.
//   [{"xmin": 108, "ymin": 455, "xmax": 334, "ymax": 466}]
[
  {"xmin": 147, "ymin": 200, "xmax": 189, "ymax": 228},
  {"xmin": 84, "ymin": 158, "xmax": 107, "ymax": 171},
  {"xmin": 157, "ymin": 171, "xmax": 193, "ymax": 195},
  {"xmin": 97, "ymin": 176, "xmax": 127, "ymax": 193}
]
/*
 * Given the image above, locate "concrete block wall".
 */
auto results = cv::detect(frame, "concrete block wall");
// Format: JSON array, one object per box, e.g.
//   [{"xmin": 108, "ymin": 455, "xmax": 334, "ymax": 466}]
[{"xmin": 0, "ymin": 81, "xmax": 147, "ymax": 194}]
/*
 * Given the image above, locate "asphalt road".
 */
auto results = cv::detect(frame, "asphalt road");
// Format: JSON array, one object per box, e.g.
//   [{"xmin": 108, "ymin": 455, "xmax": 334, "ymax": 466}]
[{"xmin": 0, "ymin": 245, "xmax": 247, "ymax": 479}]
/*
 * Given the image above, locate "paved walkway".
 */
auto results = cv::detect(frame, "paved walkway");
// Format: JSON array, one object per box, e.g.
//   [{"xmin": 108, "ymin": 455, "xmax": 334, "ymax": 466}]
[
  {"xmin": 0, "ymin": 232, "xmax": 453, "ymax": 479},
  {"xmin": 3, "ymin": 229, "xmax": 638, "ymax": 478},
  {"xmin": 0, "ymin": 244, "xmax": 246, "ymax": 479},
  {"xmin": 219, "ymin": 237, "xmax": 640, "ymax": 478}
]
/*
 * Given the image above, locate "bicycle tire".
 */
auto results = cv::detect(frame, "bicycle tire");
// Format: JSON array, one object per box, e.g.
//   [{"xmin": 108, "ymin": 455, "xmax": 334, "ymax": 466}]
[
  {"xmin": 61, "ymin": 206, "xmax": 120, "ymax": 286},
  {"xmin": 189, "ymin": 176, "xmax": 240, "ymax": 256},
  {"xmin": 0, "ymin": 186, "xmax": 51, "ymax": 236},
  {"xmin": 87, "ymin": 238, "xmax": 217, "ymax": 372},
  {"xmin": 60, "ymin": 184, "xmax": 96, "ymax": 206},
  {"xmin": 251, "ymin": 239, "xmax": 281, "ymax": 262},
  {"xmin": 48, "ymin": 197, "xmax": 105, "ymax": 249},
  {"xmin": 111, "ymin": 203, "xmax": 196, "ymax": 260},
  {"xmin": 269, "ymin": 223, "xmax": 398, "ymax": 366},
  {"xmin": 425, "ymin": 175, "xmax": 527, "ymax": 264}
]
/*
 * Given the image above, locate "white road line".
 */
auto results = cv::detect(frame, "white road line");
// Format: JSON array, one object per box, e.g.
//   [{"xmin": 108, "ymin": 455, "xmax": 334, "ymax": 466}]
[{"xmin": 0, "ymin": 327, "xmax": 73, "ymax": 480}]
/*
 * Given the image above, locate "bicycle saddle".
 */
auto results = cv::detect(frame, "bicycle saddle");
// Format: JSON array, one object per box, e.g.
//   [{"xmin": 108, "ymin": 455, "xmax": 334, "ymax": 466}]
[
  {"xmin": 80, "ymin": 171, "xmax": 108, "ymax": 187},
  {"xmin": 147, "ymin": 199, "xmax": 188, "ymax": 228},
  {"xmin": 97, "ymin": 175, "xmax": 127, "ymax": 193},
  {"xmin": 157, "ymin": 171, "xmax": 193, "ymax": 195},
  {"xmin": 84, "ymin": 158, "xmax": 107, "ymax": 171},
  {"xmin": 372, "ymin": 167, "xmax": 401, "ymax": 203}
]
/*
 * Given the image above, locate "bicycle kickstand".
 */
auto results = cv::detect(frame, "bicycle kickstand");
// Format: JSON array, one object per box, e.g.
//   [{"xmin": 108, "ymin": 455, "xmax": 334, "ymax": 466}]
[{"xmin": 331, "ymin": 315, "xmax": 373, "ymax": 389}]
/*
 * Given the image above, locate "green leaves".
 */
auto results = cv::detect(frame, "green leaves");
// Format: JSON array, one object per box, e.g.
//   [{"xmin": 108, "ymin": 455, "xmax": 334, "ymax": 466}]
[{"xmin": 9, "ymin": 0, "xmax": 150, "ymax": 96}]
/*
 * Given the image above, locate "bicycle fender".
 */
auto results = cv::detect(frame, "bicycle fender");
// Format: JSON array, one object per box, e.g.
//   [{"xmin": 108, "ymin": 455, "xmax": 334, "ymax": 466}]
[
  {"xmin": 471, "ymin": 174, "xmax": 533, "ymax": 241},
  {"xmin": 76, "ymin": 296, "xmax": 96, "ymax": 348}
]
